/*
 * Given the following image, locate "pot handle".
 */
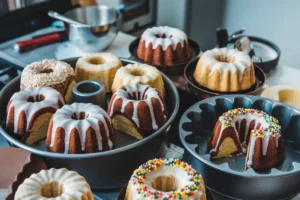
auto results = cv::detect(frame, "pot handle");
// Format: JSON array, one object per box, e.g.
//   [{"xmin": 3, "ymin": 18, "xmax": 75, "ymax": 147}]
[{"xmin": 116, "ymin": 0, "xmax": 147, "ymax": 13}]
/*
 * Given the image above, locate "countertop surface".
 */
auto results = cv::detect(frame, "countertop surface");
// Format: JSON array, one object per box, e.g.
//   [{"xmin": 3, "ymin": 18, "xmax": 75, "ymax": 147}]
[{"xmin": 0, "ymin": 28, "xmax": 300, "ymax": 200}]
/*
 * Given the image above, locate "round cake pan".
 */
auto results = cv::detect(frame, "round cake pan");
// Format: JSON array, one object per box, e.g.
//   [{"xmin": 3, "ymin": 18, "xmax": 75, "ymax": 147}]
[
  {"xmin": 0, "ymin": 58, "xmax": 180, "ymax": 189},
  {"xmin": 179, "ymin": 95, "xmax": 300, "ymax": 199},
  {"xmin": 185, "ymin": 57, "xmax": 266, "ymax": 100},
  {"xmin": 117, "ymin": 185, "xmax": 215, "ymax": 200},
  {"xmin": 129, "ymin": 37, "xmax": 200, "ymax": 76}
]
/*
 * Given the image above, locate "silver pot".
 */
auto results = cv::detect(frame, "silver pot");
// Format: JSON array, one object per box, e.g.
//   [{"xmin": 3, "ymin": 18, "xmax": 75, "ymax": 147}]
[{"xmin": 64, "ymin": 6, "xmax": 122, "ymax": 52}]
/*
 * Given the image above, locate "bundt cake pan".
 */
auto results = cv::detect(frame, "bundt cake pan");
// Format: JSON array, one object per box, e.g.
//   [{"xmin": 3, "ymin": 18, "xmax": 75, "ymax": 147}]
[
  {"xmin": 129, "ymin": 37, "xmax": 200, "ymax": 76},
  {"xmin": 185, "ymin": 57, "xmax": 266, "ymax": 99},
  {"xmin": 0, "ymin": 58, "xmax": 180, "ymax": 189},
  {"xmin": 179, "ymin": 95, "xmax": 300, "ymax": 199}
]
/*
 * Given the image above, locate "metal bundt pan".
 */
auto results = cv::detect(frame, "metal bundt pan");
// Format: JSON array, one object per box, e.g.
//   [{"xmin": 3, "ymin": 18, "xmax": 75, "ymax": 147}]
[
  {"xmin": 179, "ymin": 95, "xmax": 300, "ymax": 199},
  {"xmin": 0, "ymin": 58, "xmax": 180, "ymax": 189}
]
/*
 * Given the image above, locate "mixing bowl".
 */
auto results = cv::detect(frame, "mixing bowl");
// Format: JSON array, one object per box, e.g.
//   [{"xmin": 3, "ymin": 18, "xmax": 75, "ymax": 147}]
[{"xmin": 64, "ymin": 6, "xmax": 122, "ymax": 52}]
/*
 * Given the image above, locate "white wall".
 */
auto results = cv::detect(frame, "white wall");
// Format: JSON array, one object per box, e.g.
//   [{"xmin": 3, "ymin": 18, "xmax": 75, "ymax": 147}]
[
  {"xmin": 190, "ymin": 0, "xmax": 223, "ymax": 50},
  {"xmin": 221, "ymin": 0, "xmax": 300, "ymax": 68},
  {"xmin": 156, "ymin": 0, "xmax": 190, "ymax": 32}
]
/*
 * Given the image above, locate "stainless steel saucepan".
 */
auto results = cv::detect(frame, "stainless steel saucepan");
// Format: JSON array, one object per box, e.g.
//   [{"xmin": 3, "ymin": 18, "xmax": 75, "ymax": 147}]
[{"xmin": 49, "ymin": 6, "xmax": 122, "ymax": 52}]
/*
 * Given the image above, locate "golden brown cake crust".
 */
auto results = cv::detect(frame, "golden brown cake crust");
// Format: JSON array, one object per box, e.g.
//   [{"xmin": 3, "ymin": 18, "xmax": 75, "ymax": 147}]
[
  {"xmin": 6, "ymin": 87, "xmax": 64, "ymax": 145},
  {"xmin": 46, "ymin": 103, "xmax": 115, "ymax": 154},
  {"xmin": 108, "ymin": 84, "xmax": 167, "ymax": 138},
  {"xmin": 137, "ymin": 26, "xmax": 191, "ymax": 66}
]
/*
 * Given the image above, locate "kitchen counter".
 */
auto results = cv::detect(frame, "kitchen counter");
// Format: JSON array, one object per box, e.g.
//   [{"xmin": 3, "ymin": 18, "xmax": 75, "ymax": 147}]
[{"xmin": 0, "ymin": 28, "xmax": 300, "ymax": 199}]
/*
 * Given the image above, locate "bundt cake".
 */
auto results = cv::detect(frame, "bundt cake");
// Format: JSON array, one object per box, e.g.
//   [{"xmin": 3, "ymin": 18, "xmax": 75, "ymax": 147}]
[
  {"xmin": 194, "ymin": 48, "xmax": 256, "ymax": 92},
  {"xmin": 208, "ymin": 108, "xmax": 284, "ymax": 170},
  {"xmin": 6, "ymin": 87, "xmax": 64, "ymax": 145},
  {"xmin": 125, "ymin": 158, "xmax": 206, "ymax": 200},
  {"xmin": 137, "ymin": 26, "xmax": 191, "ymax": 66},
  {"xmin": 111, "ymin": 63, "xmax": 165, "ymax": 96},
  {"xmin": 46, "ymin": 103, "xmax": 114, "ymax": 154},
  {"xmin": 20, "ymin": 59, "xmax": 76, "ymax": 104},
  {"xmin": 15, "ymin": 168, "xmax": 93, "ymax": 200},
  {"xmin": 75, "ymin": 53, "xmax": 122, "ymax": 92},
  {"xmin": 108, "ymin": 84, "xmax": 167, "ymax": 140}
]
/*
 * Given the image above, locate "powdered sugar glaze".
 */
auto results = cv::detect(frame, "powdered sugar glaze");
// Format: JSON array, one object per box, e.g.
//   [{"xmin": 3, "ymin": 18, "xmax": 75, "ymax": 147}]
[{"xmin": 49, "ymin": 103, "xmax": 113, "ymax": 153}]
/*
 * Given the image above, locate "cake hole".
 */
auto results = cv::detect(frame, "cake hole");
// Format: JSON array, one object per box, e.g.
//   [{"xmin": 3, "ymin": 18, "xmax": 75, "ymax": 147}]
[
  {"xmin": 151, "ymin": 176, "xmax": 178, "ymax": 192},
  {"xmin": 156, "ymin": 34, "xmax": 166, "ymax": 38},
  {"xmin": 88, "ymin": 57, "xmax": 104, "ymax": 65},
  {"xmin": 39, "ymin": 69, "xmax": 53, "ymax": 74},
  {"xmin": 130, "ymin": 69, "xmax": 145, "ymax": 76},
  {"xmin": 215, "ymin": 55, "xmax": 236, "ymax": 63},
  {"xmin": 71, "ymin": 112, "xmax": 87, "ymax": 120},
  {"xmin": 77, "ymin": 82, "xmax": 101, "ymax": 94},
  {"xmin": 27, "ymin": 95, "xmax": 45, "ymax": 102},
  {"xmin": 40, "ymin": 181, "xmax": 63, "ymax": 198}
]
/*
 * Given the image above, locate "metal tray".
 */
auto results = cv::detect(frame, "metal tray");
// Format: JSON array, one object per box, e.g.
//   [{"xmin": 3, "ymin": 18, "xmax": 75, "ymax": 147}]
[
  {"xmin": 185, "ymin": 57, "xmax": 266, "ymax": 99},
  {"xmin": 0, "ymin": 58, "xmax": 180, "ymax": 189},
  {"xmin": 117, "ymin": 185, "xmax": 215, "ymax": 200},
  {"xmin": 179, "ymin": 95, "xmax": 300, "ymax": 199},
  {"xmin": 129, "ymin": 37, "xmax": 200, "ymax": 76}
]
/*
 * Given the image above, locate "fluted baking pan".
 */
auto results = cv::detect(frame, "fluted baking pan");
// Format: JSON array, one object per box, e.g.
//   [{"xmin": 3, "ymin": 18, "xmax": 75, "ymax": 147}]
[
  {"xmin": 0, "ymin": 58, "xmax": 180, "ymax": 189},
  {"xmin": 179, "ymin": 95, "xmax": 300, "ymax": 199}
]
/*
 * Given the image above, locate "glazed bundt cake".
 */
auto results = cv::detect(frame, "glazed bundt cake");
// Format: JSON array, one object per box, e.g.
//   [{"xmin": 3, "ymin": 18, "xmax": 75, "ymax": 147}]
[
  {"xmin": 125, "ymin": 158, "xmax": 206, "ymax": 200},
  {"xmin": 21, "ymin": 59, "xmax": 76, "ymax": 104},
  {"xmin": 194, "ymin": 48, "xmax": 256, "ymax": 92},
  {"xmin": 46, "ymin": 103, "xmax": 115, "ymax": 154},
  {"xmin": 75, "ymin": 53, "xmax": 122, "ymax": 92},
  {"xmin": 111, "ymin": 63, "xmax": 165, "ymax": 96},
  {"xmin": 108, "ymin": 84, "xmax": 167, "ymax": 140},
  {"xmin": 15, "ymin": 168, "xmax": 93, "ymax": 200},
  {"xmin": 137, "ymin": 26, "xmax": 191, "ymax": 66},
  {"xmin": 208, "ymin": 108, "xmax": 284, "ymax": 170},
  {"xmin": 6, "ymin": 87, "xmax": 64, "ymax": 145}
]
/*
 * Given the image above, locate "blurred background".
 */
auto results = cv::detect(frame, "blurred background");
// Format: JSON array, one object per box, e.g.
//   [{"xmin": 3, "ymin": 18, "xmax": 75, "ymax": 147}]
[{"xmin": 0, "ymin": 0, "xmax": 299, "ymax": 68}]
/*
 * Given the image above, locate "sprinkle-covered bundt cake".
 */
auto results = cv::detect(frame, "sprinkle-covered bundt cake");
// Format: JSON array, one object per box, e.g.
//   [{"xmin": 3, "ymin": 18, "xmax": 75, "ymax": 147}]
[
  {"xmin": 125, "ymin": 158, "xmax": 206, "ymax": 200},
  {"xmin": 208, "ymin": 108, "xmax": 284, "ymax": 170}
]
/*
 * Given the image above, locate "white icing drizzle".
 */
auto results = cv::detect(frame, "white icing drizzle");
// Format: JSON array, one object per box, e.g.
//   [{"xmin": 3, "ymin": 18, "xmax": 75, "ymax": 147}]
[
  {"xmin": 109, "ymin": 84, "xmax": 166, "ymax": 130},
  {"xmin": 198, "ymin": 48, "xmax": 252, "ymax": 82},
  {"xmin": 49, "ymin": 103, "xmax": 113, "ymax": 153},
  {"xmin": 246, "ymin": 134, "xmax": 257, "ymax": 167},
  {"xmin": 210, "ymin": 109, "xmax": 282, "ymax": 168},
  {"xmin": 6, "ymin": 87, "xmax": 64, "ymax": 133},
  {"xmin": 141, "ymin": 26, "xmax": 188, "ymax": 51},
  {"xmin": 15, "ymin": 168, "xmax": 92, "ymax": 200}
]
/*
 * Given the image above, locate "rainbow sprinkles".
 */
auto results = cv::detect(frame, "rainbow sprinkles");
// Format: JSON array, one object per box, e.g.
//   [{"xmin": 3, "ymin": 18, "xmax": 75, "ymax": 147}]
[{"xmin": 127, "ymin": 158, "xmax": 206, "ymax": 200}]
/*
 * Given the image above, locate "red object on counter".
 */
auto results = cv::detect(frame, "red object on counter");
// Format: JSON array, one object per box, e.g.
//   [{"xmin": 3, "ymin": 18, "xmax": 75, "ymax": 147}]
[{"xmin": 15, "ymin": 33, "xmax": 63, "ymax": 52}]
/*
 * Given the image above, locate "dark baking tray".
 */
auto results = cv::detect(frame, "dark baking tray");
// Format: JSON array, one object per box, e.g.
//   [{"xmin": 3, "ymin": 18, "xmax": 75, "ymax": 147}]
[
  {"xmin": 179, "ymin": 95, "xmax": 300, "ymax": 199},
  {"xmin": 117, "ymin": 185, "xmax": 215, "ymax": 200},
  {"xmin": 0, "ymin": 58, "xmax": 180, "ymax": 189},
  {"xmin": 185, "ymin": 57, "xmax": 266, "ymax": 99},
  {"xmin": 129, "ymin": 37, "xmax": 200, "ymax": 76}
]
